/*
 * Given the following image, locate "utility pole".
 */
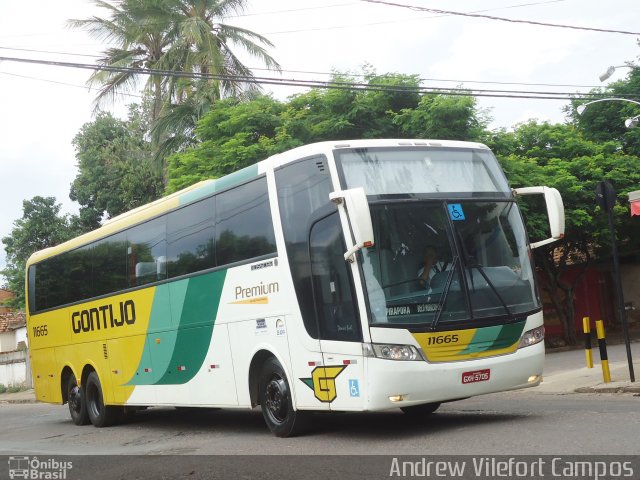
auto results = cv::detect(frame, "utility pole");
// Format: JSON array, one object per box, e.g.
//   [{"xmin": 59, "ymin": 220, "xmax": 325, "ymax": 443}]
[{"xmin": 596, "ymin": 181, "xmax": 635, "ymax": 382}]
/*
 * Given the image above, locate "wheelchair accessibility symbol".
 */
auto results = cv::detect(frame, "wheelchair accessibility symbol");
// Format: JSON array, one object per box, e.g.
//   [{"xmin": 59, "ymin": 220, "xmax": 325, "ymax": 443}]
[
  {"xmin": 448, "ymin": 203, "xmax": 465, "ymax": 221},
  {"xmin": 349, "ymin": 379, "xmax": 360, "ymax": 397}
]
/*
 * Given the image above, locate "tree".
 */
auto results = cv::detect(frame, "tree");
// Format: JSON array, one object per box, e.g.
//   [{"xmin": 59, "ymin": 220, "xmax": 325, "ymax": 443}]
[
  {"xmin": 166, "ymin": 71, "xmax": 488, "ymax": 191},
  {"xmin": 570, "ymin": 65, "xmax": 640, "ymax": 157},
  {"xmin": 489, "ymin": 121, "xmax": 640, "ymax": 344},
  {"xmin": 1, "ymin": 197, "xmax": 75, "ymax": 310},
  {"xmin": 70, "ymin": 0, "xmax": 280, "ymax": 166},
  {"xmin": 70, "ymin": 107, "xmax": 164, "ymax": 230},
  {"xmin": 69, "ymin": 0, "xmax": 174, "ymax": 123},
  {"xmin": 166, "ymin": 95, "xmax": 294, "ymax": 192}
]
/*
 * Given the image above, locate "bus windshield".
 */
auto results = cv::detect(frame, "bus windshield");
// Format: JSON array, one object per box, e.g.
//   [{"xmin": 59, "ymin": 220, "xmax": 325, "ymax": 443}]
[
  {"xmin": 336, "ymin": 146, "xmax": 511, "ymax": 195},
  {"xmin": 359, "ymin": 200, "xmax": 540, "ymax": 327}
]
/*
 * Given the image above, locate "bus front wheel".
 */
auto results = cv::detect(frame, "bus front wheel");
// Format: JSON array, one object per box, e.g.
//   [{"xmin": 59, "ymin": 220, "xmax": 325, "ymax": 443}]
[
  {"xmin": 67, "ymin": 373, "xmax": 89, "ymax": 426},
  {"xmin": 259, "ymin": 358, "xmax": 309, "ymax": 437},
  {"xmin": 400, "ymin": 402, "xmax": 441, "ymax": 416},
  {"xmin": 85, "ymin": 371, "xmax": 121, "ymax": 428}
]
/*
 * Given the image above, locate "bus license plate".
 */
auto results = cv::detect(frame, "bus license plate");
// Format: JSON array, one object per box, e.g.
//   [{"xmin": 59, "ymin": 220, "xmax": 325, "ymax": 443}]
[{"xmin": 462, "ymin": 369, "xmax": 491, "ymax": 384}]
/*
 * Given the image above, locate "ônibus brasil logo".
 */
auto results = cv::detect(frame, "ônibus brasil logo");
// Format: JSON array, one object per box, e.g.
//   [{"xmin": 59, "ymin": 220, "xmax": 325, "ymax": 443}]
[{"xmin": 8, "ymin": 456, "xmax": 72, "ymax": 479}]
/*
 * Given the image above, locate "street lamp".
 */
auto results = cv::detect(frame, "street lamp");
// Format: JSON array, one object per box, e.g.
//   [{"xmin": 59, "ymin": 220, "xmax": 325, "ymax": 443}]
[
  {"xmin": 576, "ymin": 98, "xmax": 640, "ymax": 129},
  {"xmin": 599, "ymin": 65, "xmax": 632, "ymax": 82},
  {"xmin": 625, "ymin": 115, "xmax": 640, "ymax": 129},
  {"xmin": 576, "ymin": 98, "xmax": 637, "ymax": 383}
]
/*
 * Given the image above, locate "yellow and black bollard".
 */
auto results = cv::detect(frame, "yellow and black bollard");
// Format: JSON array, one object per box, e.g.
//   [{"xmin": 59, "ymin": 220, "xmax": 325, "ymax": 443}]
[
  {"xmin": 595, "ymin": 320, "xmax": 611, "ymax": 383},
  {"xmin": 583, "ymin": 317, "xmax": 593, "ymax": 368}
]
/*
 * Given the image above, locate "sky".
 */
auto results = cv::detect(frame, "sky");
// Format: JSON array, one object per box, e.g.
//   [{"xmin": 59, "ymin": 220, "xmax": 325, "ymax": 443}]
[{"xmin": 1, "ymin": 0, "xmax": 639, "ymax": 279}]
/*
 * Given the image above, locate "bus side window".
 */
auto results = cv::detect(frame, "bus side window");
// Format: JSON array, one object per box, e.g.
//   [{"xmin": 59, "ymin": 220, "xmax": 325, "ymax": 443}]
[
  {"xmin": 127, "ymin": 216, "xmax": 167, "ymax": 287},
  {"xmin": 309, "ymin": 212, "xmax": 361, "ymax": 342},
  {"xmin": 275, "ymin": 156, "xmax": 332, "ymax": 339}
]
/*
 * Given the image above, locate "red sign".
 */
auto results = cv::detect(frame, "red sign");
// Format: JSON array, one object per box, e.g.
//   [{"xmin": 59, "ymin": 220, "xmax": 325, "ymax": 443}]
[
  {"xmin": 462, "ymin": 369, "xmax": 491, "ymax": 384},
  {"xmin": 631, "ymin": 201, "xmax": 640, "ymax": 217}
]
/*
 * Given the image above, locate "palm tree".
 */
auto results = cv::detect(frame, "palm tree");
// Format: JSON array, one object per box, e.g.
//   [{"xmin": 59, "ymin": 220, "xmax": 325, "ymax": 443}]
[
  {"xmin": 69, "ymin": 0, "xmax": 175, "ymax": 123},
  {"xmin": 152, "ymin": 0, "xmax": 281, "ymax": 159},
  {"xmin": 70, "ymin": 0, "xmax": 280, "ymax": 169}
]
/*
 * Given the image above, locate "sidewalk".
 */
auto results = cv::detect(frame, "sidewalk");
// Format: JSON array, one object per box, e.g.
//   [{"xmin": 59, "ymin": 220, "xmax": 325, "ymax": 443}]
[
  {"xmin": 1, "ymin": 341, "xmax": 639, "ymax": 404},
  {"xmin": 536, "ymin": 340, "xmax": 640, "ymax": 394},
  {"xmin": 0, "ymin": 388, "xmax": 36, "ymax": 404}
]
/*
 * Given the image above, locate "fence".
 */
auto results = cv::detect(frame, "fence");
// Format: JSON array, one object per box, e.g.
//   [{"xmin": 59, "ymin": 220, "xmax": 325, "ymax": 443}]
[{"xmin": 0, "ymin": 349, "xmax": 31, "ymax": 388}]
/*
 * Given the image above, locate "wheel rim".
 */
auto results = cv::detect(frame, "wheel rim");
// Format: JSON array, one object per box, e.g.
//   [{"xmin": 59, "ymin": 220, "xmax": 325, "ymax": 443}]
[
  {"xmin": 264, "ymin": 374, "xmax": 289, "ymax": 424},
  {"xmin": 69, "ymin": 385, "xmax": 82, "ymax": 414}
]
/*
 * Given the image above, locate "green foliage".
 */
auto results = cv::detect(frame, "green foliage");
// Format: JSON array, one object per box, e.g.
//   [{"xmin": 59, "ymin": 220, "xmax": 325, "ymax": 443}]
[
  {"xmin": 0, "ymin": 384, "xmax": 6, "ymax": 394},
  {"xmin": 394, "ymin": 94, "xmax": 488, "ymax": 140},
  {"xmin": 167, "ymin": 71, "xmax": 488, "ymax": 191},
  {"xmin": 489, "ymin": 120, "xmax": 640, "ymax": 343},
  {"xmin": 1, "ymin": 197, "xmax": 76, "ymax": 309},
  {"xmin": 570, "ymin": 66, "xmax": 640, "ymax": 156},
  {"xmin": 70, "ymin": 109, "xmax": 163, "ymax": 228},
  {"xmin": 166, "ymin": 96, "xmax": 296, "ymax": 192},
  {"xmin": 490, "ymin": 121, "xmax": 640, "ymax": 254}
]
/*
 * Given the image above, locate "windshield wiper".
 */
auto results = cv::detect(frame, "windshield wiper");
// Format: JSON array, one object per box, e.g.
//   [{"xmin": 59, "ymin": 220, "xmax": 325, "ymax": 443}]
[
  {"xmin": 430, "ymin": 255, "xmax": 458, "ymax": 331},
  {"xmin": 453, "ymin": 226, "xmax": 513, "ymax": 321},
  {"xmin": 467, "ymin": 261, "xmax": 513, "ymax": 320}
]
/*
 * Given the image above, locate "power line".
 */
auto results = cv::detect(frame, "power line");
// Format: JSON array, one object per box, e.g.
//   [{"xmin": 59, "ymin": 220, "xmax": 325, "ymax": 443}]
[
  {"xmin": 0, "ymin": 45, "xmax": 610, "ymax": 90},
  {"xmin": 0, "ymin": 71, "xmax": 142, "ymax": 98},
  {"xmin": 361, "ymin": 0, "xmax": 640, "ymax": 36},
  {"xmin": 4, "ymin": 54, "xmax": 636, "ymax": 102},
  {"xmin": 262, "ymin": 0, "xmax": 570, "ymax": 35},
  {"xmin": 227, "ymin": 2, "xmax": 359, "ymax": 18},
  {"xmin": 0, "ymin": 46, "xmax": 98, "ymax": 58}
]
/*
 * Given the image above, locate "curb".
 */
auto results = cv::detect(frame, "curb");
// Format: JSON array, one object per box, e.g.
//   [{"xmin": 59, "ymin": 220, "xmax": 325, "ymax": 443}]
[
  {"xmin": 574, "ymin": 386, "xmax": 640, "ymax": 394},
  {"xmin": 0, "ymin": 398, "xmax": 37, "ymax": 404}
]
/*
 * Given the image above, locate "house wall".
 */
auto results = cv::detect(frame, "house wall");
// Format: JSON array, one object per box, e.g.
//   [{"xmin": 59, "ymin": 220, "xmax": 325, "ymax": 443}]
[
  {"xmin": 15, "ymin": 326, "xmax": 28, "ymax": 348},
  {"xmin": 0, "ymin": 350, "xmax": 28, "ymax": 387},
  {"xmin": 0, "ymin": 331, "xmax": 15, "ymax": 353},
  {"xmin": 620, "ymin": 263, "xmax": 640, "ymax": 324}
]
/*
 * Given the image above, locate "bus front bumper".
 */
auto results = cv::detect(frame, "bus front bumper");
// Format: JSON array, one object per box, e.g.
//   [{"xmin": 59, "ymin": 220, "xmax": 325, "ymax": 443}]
[{"xmin": 364, "ymin": 342, "xmax": 544, "ymax": 411}]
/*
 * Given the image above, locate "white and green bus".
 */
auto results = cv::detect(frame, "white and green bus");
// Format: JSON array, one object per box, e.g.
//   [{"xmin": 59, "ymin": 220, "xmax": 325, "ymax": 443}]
[{"xmin": 26, "ymin": 139, "xmax": 564, "ymax": 437}]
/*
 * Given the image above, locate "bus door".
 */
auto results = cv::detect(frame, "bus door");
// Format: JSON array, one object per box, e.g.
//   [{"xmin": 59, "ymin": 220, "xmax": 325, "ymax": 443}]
[{"xmin": 309, "ymin": 212, "xmax": 365, "ymax": 410}]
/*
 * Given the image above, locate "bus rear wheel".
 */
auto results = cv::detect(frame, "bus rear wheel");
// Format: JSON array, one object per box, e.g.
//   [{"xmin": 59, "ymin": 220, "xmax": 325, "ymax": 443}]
[
  {"xmin": 67, "ymin": 373, "xmax": 89, "ymax": 426},
  {"xmin": 85, "ymin": 371, "xmax": 122, "ymax": 428},
  {"xmin": 400, "ymin": 402, "xmax": 441, "ymax": 416},
  {"xmin": 259, "ymin": 358, "xmax": 309, "ymax": 437}
]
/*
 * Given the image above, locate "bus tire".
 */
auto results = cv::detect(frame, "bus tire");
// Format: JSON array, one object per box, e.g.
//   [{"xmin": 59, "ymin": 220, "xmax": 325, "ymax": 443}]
[
  {"xmin": 400, "ymin": 402, "xmax": 441, "ymax": 416},
  {"xmin": 259, "ymin": 357, "xmax": 308, "ymax": 437},
  {"xmin": 85, "ymin": 371, "xmax": 121, "ymax": 428},
  {"xmin": 67, "ymin": 373, "xmax": 90, "ymax": 426}
]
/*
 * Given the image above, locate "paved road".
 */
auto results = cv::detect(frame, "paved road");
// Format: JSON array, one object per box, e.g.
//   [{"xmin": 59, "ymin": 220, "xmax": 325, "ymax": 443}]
[
  {"xmin": 1, "ymin": 388, "xmax": 639, "ymax": 456},
  {"xmin": 2, "ymin": 344, "xmax": 640, "ymax": 479}
]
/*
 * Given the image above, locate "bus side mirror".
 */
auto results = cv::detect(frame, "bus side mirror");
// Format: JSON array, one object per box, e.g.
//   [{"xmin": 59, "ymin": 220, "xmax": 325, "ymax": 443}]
[
  {"xmin": 330, "ymin": 187, "xmax": 375, "ymax": 262},
  {"xmin": 514, "ymin": 186, "xmax": 565, "ymax": 249}
]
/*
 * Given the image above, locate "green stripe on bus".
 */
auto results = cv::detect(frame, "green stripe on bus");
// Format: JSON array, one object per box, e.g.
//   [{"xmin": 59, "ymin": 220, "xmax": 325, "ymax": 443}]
[
  {"xmin": 179, "ymin": 164, "xmax": 259, "ymax": 205},
  {"xmin": 155, "ymin": 270, "xmax": 227, "ymax": 385},
  {"xmin": 490, "ymin": 320, "xmax": 526, "ymax": 350},
  {"xmin": 458, "ymin": 320, "xmax": 525, "ymax": 355}
]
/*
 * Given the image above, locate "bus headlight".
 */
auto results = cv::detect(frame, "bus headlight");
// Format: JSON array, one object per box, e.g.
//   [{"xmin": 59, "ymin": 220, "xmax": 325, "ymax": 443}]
[
  {"xmin": 518, "ymin": 326, "xmax": 545, "ymax": 348},
  {"xmin": 363, "ymin": 343, "xmax": 423, "ymax": 361}
]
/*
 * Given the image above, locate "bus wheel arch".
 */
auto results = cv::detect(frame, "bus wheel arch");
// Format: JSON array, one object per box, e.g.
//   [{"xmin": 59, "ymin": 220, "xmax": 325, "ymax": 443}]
[
  {"xmin": 60, "ymin": 366, "xmax": 74, "ymax": 404},
  {"xmin": 80, "ymin": 364, "xmax": 96, "ymax": 391},
  {"xmin": 248, "ymin": 349, "xmax": 277, "ymax": 408}
]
